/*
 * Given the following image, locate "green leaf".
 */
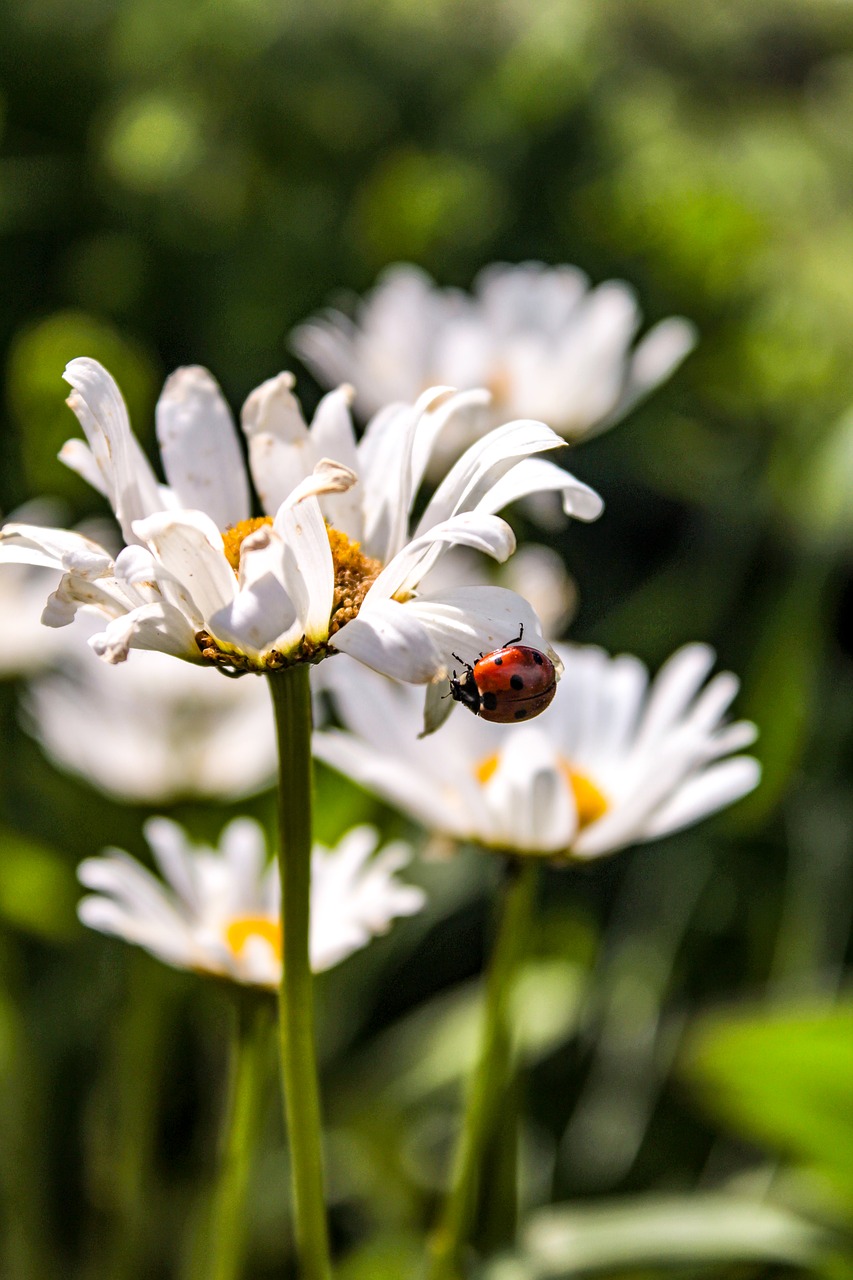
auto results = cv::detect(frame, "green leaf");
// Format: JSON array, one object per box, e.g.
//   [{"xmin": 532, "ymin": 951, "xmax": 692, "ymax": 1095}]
[
  {"xmin": 484, "ymin": 1193, "xmax": 828, "ymax": 1277},
  {"xmin": 682, "ymin": 1002, "xmax": 853, "ymax": 1202}
]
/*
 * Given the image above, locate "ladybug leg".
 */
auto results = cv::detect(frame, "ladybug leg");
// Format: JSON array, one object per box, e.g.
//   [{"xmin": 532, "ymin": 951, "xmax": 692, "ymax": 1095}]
[
  {"xmin": 451, "ymin": 653, "xmax": 467, "ymax": 668},
  {"xmin": 507, "ymin": 622, "xmax": 524, "ymax": 645}
]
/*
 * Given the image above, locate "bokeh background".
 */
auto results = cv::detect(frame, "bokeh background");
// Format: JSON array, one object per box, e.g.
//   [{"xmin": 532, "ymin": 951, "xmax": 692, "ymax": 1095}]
[{"xmin": 3, "ymin": 0, "xmax": 853, "ymax": 1276}]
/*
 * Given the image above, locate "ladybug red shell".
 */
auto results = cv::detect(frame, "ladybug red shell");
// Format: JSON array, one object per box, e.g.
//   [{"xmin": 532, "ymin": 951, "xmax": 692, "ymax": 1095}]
[{"xmin": 449, "ymin": 627, "xmax": 557, "ymax": 724}]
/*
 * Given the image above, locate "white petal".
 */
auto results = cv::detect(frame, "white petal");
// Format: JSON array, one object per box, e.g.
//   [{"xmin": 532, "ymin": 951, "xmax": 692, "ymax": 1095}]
[
  {"xmin": 309, "ymin": 388, "xmax": 365, "ymax": 539},
  {"xmin": 631, "ymin": 644, "xmax": 717, "ymax": 754},
  {"xmin": 308, "ymin": 386, "xmax": 359, "ymax": 472},
  {"xmin": 58, "ymin": 438, "xmax": 110, "ymax": 498},
  {"xmin": 280, "ymin": 458, "xmax": 357, "ymax": 510},
  {"xmin": 473, "ymin": 457, "xmax": 603, "ymax": 522},
  {"xmin": 209, "ymin": 526, "xmax": 297, "ymax": 657},
  {"xmin": 331, "ymin": 596, "xmax": 441, "ymax": 681},
  {"xmin": 133, "ymin": 510, "xmax": 237, "ymax": 621},
  {"xmin": 219, "ymin": 818, "xmax": 268, "ymax": 904},
  {"xmin": 274, "ymin": 494, "xmax": 334, "ymax": 644},
  {"xmin": 77, "ymin": 897, "xmax": 194, "ymax": 968},
  {"xmin": 78, "ymin": 851, "xmax": 187, "ymax": 930},
  {"xmin": 242, "ymin": 372, "xmax": 315, "ymax": 515},
  {"xmin": 313, "ymin": 730, "xmax": 465, "ymax": 838},
  {"xmin": 88, "ymin": 601, "xmax": 201, "ymax": 664},
  {"xmin": 421, "ymin": 678, "xmax": 455, "ymax": 736},
  {"xmin": 482, "ymin": 731, "xmax": 576, "ymax": 853},
  {"xmin": 155, "ymin": 366, "xmax": 251, "ymax": 528},
  {"xmin": 144, "ymin": 817, "xmax": 204, "ymax": 911},
  {"xmin": 63, "ymin": 358, "xmax": 166, "ymax": 541},
  {"xmin": 415, "ymin": 418, "xmax": 565, "ymax": 535},
  {"xmin": 0, "ymin": 522, "xmax": 114, "ymax": 574},
  {"xmin": 409, "ymin": 388, "xmax": 491, "ymax": 497},
  {"xmin": 367, "ymin": 513, "xmax": 516, "ymax": 601},
  {"xmin": 602, "ymin": 316, "xmax": 697, "ymax": 430},
  {"xmin": 642, "ymin": 757, "xmax": 761, "ymax": 840},
  {"xmin": 398, "ymin": 586, "xmax": 555, "ymax": 678}
]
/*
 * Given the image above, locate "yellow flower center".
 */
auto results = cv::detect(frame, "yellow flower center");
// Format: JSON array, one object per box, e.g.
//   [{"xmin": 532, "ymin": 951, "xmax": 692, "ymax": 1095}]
[
  {"xmin": 224, "ymin": 915, "xmax": 282, "ymax": 961},
  {"xmin": 327, "ymin": 526, "xmax": 383, "ymax": 636},
  {"xmin": 221, "ymin": 517, "xmax": 273, "ymax": 572},
  {"xmin": 474, "ymin": 753, "xmax": 609, "ymax": 829},
  {"xmin": 199, "ymin": 518, "xmax": 384, "ymax": 672}
]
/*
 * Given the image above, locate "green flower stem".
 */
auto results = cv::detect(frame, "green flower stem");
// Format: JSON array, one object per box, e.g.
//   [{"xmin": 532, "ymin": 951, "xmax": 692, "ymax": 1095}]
[
  {"xmin": 202, "ymin": 995, "xmax": 274, "ymax": 1280},
  {"xmin": 267, "ymin": 665, "xmax": 332, "ymax": 1280},
  {"xmin": 427, "ymin": 856, "xmax": 539, "ymax": 1280}
]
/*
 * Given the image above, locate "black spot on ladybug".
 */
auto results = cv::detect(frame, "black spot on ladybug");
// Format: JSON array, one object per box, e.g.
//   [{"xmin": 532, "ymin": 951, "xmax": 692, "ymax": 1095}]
[
  {"xmin": 533, "ymin": 652, "xmax": 543, "ymax": 665},
  {"xmin": 514, "ymin": 708, "xmax": 528, "ymax": 719},
  {"xmin": 493, "ymin": 655, "xmax": 503, "ymax": 665},
  {"xmin": 482, "ymin": 692, "xmax": 498, "ymax": 711},
  {"xmin": 510, "ymin": 674, "xmax": 524, "ymax": 690}
]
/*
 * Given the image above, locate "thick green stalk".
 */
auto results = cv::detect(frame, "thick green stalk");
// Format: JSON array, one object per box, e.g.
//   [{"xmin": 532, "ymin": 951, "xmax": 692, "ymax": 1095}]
[
  {"xmin": 197, "ymin": 996, "xmax": 274, "ymax": 1280},
  {"xmin": 267, "ymin": 665, "xmax": 332, "ymax": 1280},
  {"xmin": 427, "ymin": 857, "xmax": 538, "ymax": 1280}
]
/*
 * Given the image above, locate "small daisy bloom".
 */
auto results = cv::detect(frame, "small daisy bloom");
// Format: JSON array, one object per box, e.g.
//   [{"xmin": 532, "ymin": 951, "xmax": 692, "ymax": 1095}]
[
  {"xmin": 23, "ymin": 633, "xmax": 276, "ymax": 803},
  {"xmin": 314, "ymin": 643, "xmax": 760, "ymax": 860},
  {"xmin": 78, "ymin": 817, "xmax": 426, "ymax": 985},
  {"xmin": 0, "ymin": 358, "xmax": 600, "ymax": 685},
  {"xmin": 292, "ymin": 262, "xmax": 696, "ymax": 462}
]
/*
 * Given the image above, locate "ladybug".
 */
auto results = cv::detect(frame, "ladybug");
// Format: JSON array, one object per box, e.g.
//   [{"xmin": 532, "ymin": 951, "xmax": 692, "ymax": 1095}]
[{"xmin": 449, "ymin": 625, "xmax": 557, "ymax": 723}]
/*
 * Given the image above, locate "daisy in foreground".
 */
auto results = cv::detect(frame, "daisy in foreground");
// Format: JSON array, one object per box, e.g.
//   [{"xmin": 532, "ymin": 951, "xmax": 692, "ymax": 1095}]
[
  {"xmin": 78, "ymin": 817, "xmax": 425, "ymax": 985},
  {"xmin": 0, "ymin": 358, "xmax": 601, "ymax": 682},
  {"xmin": 315, "ymin": 641, "xmax": 760, "ymax": 859},
  {"xmin": 293, "ymin": 262, "xmax": 696, "ymax": 459},
  {"xmin": 0, "ymin": 356, "xmax": 597, "ymax": 1280}
]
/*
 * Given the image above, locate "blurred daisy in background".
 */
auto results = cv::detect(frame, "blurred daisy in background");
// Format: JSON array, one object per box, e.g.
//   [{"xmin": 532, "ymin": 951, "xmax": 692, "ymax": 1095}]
[
  {"xmin": 292, "ymin": 262, "xmax": 697, "ymax": 469},
  {"xmin": 78, "ymin": 817, "xmax": 426, "ymax": 986},
  {"xmin": 23, "ymin": 638, "xmax": 276, "ymax": 804},
  {"xmin": 0, "ymin": 357, "xmax": 599, "ymax": 686},
  {"xmin": 314, "ymin": 643, "xmax": 760, "ymax": 859}
]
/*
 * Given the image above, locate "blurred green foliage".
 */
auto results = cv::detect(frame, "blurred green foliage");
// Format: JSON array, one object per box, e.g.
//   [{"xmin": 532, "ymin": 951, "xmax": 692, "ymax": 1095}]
[
  {"xmin": 4, "ymin": 0, "xmax": 853, "ymax": 1276},
  {"xmin": 683, "ymin": 1003, "xmax": 853, "ymax": 1213}
]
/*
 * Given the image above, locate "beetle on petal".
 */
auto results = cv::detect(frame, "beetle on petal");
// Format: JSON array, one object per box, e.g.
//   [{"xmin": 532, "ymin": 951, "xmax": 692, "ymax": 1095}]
[{"xmin": 449, "ymin": 626, "xmax": 557, "ymax": 723}]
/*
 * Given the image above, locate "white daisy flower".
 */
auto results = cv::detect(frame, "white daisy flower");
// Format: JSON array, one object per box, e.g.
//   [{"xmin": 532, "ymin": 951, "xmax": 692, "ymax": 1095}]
[
  {"xmin": 313, "ymin": 643, "xmax": 760, "ymax": 860},
  {"xmin": 292, "ymin": 262, "xmax": 697, "ymax": 466},
  {"xmin": 23, "ymin": 634, "xmax": 276, "ymax": 804},
  {"xmin": 0, "ymin": 359, "xmax": 601, "ymax": 685},
  {"xmin": 77, "ymin": 817, "xmax": 426, "ymax": 985}
]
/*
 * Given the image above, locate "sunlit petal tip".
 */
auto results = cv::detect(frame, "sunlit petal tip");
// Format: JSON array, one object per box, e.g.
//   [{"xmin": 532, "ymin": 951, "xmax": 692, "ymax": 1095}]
[
  {"xmin": 279, "ymin": 459, "xmax": 358, "ymax": 511},
  {"xmin": 415, "ymin": 385, "xmax": 458, "ymax": 415}
]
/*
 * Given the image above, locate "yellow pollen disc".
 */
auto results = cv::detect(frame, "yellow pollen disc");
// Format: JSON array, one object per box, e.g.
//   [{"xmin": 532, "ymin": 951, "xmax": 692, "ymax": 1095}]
[
  {"xmin": 473, "ymin": 754, "xmax": 609, "ymax": 829},
  {"xmin": 224, "ymin": 915, "xmax": 282, "ymax": 961},
  {"xmin": 327, "ymin": 525, "xmax": 383, "ymax": 636},
  {"xmin": 221, "ymin": 517, "xmax": 273, "ymax": 573}
]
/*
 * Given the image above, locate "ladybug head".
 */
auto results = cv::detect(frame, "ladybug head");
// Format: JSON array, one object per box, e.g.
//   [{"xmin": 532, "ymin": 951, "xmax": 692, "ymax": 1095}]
[{"xmin": 448, "ymin": 663, "xmax": 480, "ymax": 713}]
